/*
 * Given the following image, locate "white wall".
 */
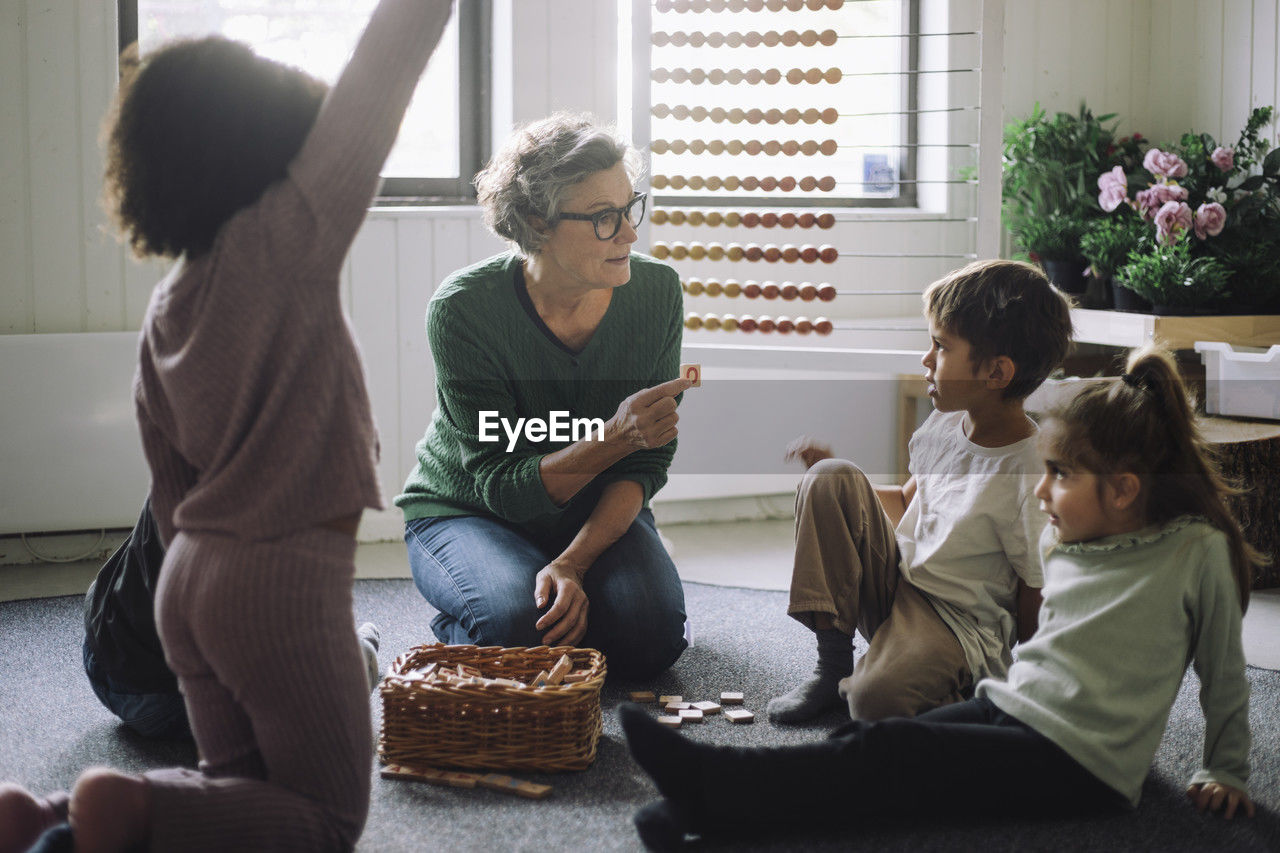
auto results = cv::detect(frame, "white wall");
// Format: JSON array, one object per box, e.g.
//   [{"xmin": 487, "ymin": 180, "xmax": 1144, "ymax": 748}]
[
  {"xmin": 1002, "ymin": 0, "xmax": 1280, "ymax": 151},
  {"xmin": 3, "ymin": 0, "xmax": 1279, "ymax": 538}
]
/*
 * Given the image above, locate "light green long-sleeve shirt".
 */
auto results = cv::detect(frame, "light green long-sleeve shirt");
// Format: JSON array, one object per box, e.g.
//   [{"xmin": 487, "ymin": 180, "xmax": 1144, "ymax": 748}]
[
  {"xmin": 396, "ymin": 252, "xmax": 683, "ymax": 530},
  {"xmin": 978, "ymin": 516, "xmax": 1250, "ymax": 807}
]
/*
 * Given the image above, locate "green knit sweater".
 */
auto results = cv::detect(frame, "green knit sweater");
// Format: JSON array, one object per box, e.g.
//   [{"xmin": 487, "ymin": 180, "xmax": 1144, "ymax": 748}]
[{"xmin": 396, "ymin": 252, "xmax": 684, "ymax": 529}]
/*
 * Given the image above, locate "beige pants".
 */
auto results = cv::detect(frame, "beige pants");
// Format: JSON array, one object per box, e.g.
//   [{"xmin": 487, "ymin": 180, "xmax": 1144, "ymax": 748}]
[{"xmin": 789, "ymin": 458, "xmax": 972, "ymax": 720}]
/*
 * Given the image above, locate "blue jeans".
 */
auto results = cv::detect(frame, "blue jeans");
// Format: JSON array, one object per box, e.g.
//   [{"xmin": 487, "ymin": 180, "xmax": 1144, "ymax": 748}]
[
  {"xmin": 405, "ymin": 509, "xmax": 687, "ymax": 680},
  {"xmin": 82, "ymin": 640, "xmax": 191, "ymax": 740}
]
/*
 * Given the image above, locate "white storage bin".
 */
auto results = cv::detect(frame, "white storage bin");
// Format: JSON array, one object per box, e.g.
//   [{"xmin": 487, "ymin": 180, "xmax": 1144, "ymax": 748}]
[{"xmin": 1194, "ymin": 341, "xmax": 1280, "ymax": 421}]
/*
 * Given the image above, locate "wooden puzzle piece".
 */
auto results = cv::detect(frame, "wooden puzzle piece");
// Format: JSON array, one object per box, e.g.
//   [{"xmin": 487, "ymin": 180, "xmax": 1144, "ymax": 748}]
[
  {"xmin": 530, "ymin": 670, "xmax": 550, "ymax": 688},
  {"xmin": 545, "ymin": 654, "xmax": 574, "ymax": 686},
  {"xmin": 664, "ymin": 701, "xmax": 691, "ymax": 712},
  {"xmin": 658, "ymin": 695, "xmax": 682, "ymax": 705},
  {"xmin": 679, "ymin": 363, "xmax": 702, "ymax": 387},
  {"xmin": 478, "ymin": 773, "xmax": 553, "ymax": 800},
  {"xmin": 381, "ymin": 764, "xmax": 482, "ymax": 788},
  {"xmin": 692, "ymin": 701, "xmax": 721, "ymax": 715},
  {"xmin": 724, "ymin": 709, "xmax": 755, "ymax": 724},
  {"xmin": 678, "ymin": 709, "xmax": 704, "ymax": 723},
  {"xmin": 657, "ymin": 715, "xmax": 683, "ymax": 728},
  {"xmin": 628, "ymin": 691, "xmax": 657, "ymax": 703},
  {"xmin": 719, "ymin": 691, "xmax": 744, "ymax": 705}
]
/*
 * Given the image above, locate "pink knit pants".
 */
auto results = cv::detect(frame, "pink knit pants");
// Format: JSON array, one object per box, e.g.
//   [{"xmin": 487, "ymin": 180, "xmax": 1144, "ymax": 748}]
[{"xmin": 146, "ymin": 527, "xmax": 371, "ymax": 851}]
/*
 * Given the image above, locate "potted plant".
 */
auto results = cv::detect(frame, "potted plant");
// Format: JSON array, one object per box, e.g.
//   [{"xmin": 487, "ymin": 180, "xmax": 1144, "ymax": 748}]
[
  {"xmin": 1079, "ymin": 217, "xmax": 1150, "ymax": 310},
  {"xmin": 1114, "ymin": 240, "xmax": 1232, "ymax": 314},
  {"xmin": 1095, "ymin": 106, "xmax": 1280, "ymax": 314},
  {"xmin": 1003, "ymin": 104, "xmax": 1145, "ymax": 295}
]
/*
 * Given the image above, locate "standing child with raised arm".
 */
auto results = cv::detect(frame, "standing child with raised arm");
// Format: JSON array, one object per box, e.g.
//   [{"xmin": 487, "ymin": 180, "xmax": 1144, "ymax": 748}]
[
  {"xmin": 770, "ymin": 259, "xmax": 1072, "ymax": 724},
  {"xmin": 0, "ymin": 3, "xmax": 452, "ymax": 851},
  {"xmin": 621, "ymin": 345, "xmax": 1257, "ymax": 848}
]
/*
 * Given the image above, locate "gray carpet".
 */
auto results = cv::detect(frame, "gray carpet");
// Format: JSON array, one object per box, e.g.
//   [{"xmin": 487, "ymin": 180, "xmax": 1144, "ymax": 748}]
[{"xmin": 1, "ymin": 579, "xmax": 1278, "ymax": 852}]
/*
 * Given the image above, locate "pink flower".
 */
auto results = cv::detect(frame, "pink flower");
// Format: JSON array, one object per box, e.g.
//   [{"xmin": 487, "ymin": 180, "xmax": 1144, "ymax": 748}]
[
  {"xmin": 1097, "ymin": 165, "xmax": 1126, "ymax": 192},
  {"xmin": 1143, "ymin": 148, "xmax": 1189, "ymax": 179},
  {"xmin": 1135, "ymin": 182, "xmax": 1188, "ymax": 219},
  {"xmin": 1194, "ymin": 202, "xmax": 1227, "ymax": 239},
  {"xmin": 1099, "ymin": 183, "xmax": 1128, "ymax": 212},
  {"xmin": 1154, "ymin": 201, "xmax": 1193, "ymax": 245},
  {"xmin": 1210, "ymin": 146, "xmax": 1234, "ymax": 171},
  {"xmin": 1096, "ymin": 166, "xmax": 1128, "ymax": 211}
]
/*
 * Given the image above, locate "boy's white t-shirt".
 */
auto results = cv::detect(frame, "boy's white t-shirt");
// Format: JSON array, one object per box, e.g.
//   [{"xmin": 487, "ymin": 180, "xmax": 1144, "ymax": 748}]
[{"xmin": 898, "ymin": 409, "xmax": 1047, "ymax": 682}]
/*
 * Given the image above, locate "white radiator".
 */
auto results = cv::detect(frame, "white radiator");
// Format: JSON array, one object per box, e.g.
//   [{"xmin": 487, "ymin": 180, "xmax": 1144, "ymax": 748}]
[{"xmin": 0, "ymin": 332, "xmax": 149, "ymax": 535}]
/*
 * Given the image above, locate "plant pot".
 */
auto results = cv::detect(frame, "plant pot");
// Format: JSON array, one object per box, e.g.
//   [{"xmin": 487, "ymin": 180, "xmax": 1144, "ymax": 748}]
[
  {"xmin": 1042, "ymin": 259, "xmax": 1090, "ymax": 296},
  {"xmin": 1111, "ymin": 283, "xmax": 1153, "ymax": 313},
  {"xmin": 1085, "ymin": 274, "xmax": 1111, "ymax": 310}
]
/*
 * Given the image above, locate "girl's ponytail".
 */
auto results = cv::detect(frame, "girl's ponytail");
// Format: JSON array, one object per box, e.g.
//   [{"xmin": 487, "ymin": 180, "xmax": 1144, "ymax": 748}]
[{"xmin": 1127, "ymin": 348, "xmax": 1261, "ymax": 611}]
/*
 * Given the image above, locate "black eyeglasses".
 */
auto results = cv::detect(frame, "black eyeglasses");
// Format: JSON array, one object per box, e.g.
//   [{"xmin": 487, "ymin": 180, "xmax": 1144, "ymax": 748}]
[{"xmin": 557, "ymin": 193, "xmax": 647, "ymax": 240}]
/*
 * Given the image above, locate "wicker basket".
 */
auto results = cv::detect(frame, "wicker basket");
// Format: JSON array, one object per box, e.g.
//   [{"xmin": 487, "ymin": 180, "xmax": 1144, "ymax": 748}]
[{"xmin": 378, "ymin": 643, "xmax": 606, "ymax": 772}]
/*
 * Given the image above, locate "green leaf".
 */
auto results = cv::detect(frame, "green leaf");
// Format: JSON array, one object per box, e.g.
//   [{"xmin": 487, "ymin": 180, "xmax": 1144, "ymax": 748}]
[
  {"xmin": 1239, "ymin": 175, "xmax": 1266, "ymax": 191},
  {"xmin": 1263, "ymin": 146, "xmax": 1280, "ymax": 175}
]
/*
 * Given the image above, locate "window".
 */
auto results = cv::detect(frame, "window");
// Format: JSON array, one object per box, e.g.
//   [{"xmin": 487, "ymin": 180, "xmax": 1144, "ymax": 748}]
[
  {"xmin": 635, "ymin": 0, "xmax": 987, "ymax": 348},
  {"xmin": 117, "ymin": 0, "xmax": 490, "ymax": 202},
  {"xmin": 646, "ymin": 0, "xmax": 920, "ymax": 209}
]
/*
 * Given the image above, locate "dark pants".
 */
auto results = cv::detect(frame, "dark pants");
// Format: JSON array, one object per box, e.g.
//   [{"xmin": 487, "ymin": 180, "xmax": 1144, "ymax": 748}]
[
  {"xmin": 697, "ymin": 696, "xmax": 1120, "ymax": 832},
  {"xmin": 83, "ymin": 639, "xmax": 190, "ymax": 740}
]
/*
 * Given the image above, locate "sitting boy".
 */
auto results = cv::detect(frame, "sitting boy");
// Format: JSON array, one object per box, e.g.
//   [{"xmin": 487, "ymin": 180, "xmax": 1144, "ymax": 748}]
[{"xmin": 768, "ymin": 259, "xmax": 1073, "ymax": 724}]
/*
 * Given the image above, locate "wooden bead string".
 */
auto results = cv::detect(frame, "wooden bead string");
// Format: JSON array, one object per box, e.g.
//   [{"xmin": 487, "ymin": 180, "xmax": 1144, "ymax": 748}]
[
  {"xmin": 682, "ymin": 279, "xmax": 838, "ymax": 301},
  {"xmin": 651, "ymin": 105, "xmax": 839, "ymax": 125},
  {"xmin": 655, "ymin": 0, "xmax": 844, "ymax": 12},
  {"xmin": 651, "ymin": 210, "xmax": 837, "ymax": 229},
  {"xmin": 650, "ymin": 139, "xmax": 838, "ymax": 156},
  {"xmin": 652, "ymin": 29, "xmax": 839, "ymax": 48},
  {"xmin": 685, "ymin": 313, "xmax": 835, "ymax": 335},
  {"xmin": 651, "ymin": 175, "xmax": 837, "ymax": 192},
  {"xmin": 652, "ymin": 67, "xmax": 843, "ymax": 85},
  {"xmin": 653, "ymin": 241, "xmax": 839, "ymax": 263}
]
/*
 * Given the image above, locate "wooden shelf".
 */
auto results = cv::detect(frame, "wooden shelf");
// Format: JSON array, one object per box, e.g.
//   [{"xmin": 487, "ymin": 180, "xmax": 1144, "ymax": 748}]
[{"xmin": 1071, "ymin": 309, "xmax": 1280, "ymax": 349}]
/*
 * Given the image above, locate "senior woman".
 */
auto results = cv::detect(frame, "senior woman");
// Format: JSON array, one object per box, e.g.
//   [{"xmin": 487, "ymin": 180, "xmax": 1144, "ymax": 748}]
[{"xmin": 396, "ymin": 114, "xmax": 691, "ymax": 680}]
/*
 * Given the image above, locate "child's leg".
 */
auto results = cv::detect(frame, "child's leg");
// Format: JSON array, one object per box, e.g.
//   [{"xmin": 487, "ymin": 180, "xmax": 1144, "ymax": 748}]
[
  {"xmin": 83, "ymin": 639, "xmax": 191, "ymax": 739},
  {"xmin": 621, "ymin": 697, "xmax": 1116, "ymax": 845},
  {"xmin": 838, "ymin": 581, "xmax": 971, "ymax": 720},
  {"xmin": 770, "ymin": 459, "xmax": 902, "ymax": 723},
  {"xmin": 145, "ymin": 529, "xmax": 372, "ymax": 852}
]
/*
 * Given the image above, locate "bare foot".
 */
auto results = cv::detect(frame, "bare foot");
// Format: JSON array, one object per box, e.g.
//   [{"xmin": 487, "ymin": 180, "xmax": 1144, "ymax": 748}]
[
  {"xmin": 0, "ymin": 783, "xmax": 64, "ymax": 853},
  {"xmin": 69, "ymin": 769, "xmax": 151, "ymax": 853}
]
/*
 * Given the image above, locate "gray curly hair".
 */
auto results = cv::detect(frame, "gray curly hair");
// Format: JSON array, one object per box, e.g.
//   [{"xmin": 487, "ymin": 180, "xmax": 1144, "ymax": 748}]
[{"xmin": 475, "ymin": 112, "xmax": 643, "ymax": 255}]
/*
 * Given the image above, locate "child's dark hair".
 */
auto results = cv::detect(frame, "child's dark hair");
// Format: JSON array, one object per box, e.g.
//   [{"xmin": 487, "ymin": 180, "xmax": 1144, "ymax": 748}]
[
  {"xmin": 1045, "ymin": 346, "xmax": 1261, "ymax": 610},
  {"xmin": 103, "ymin": 37, "xmax": 328, "ymax": 259},
  {"xmin": 923, "ymin": 260, "xmax": 1073, "ymax": 400}
]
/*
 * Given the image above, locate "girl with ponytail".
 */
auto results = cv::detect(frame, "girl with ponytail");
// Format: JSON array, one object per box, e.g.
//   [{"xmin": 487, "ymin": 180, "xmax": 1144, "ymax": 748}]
[{"xmin": 618, "ymin": 344, "xmax": 1259, "ymax": 848}]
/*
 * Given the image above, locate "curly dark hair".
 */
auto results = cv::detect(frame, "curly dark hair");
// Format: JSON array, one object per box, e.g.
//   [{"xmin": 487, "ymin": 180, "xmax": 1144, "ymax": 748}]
[{"xmin": 103, "ymin": 37, "xmax": 328, "ymax": 259}]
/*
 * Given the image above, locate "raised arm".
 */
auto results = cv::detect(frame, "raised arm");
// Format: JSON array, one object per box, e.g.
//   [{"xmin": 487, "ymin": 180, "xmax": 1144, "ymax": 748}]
[{"xmin": 273, "ymin": 0, "xmax": 453, "ymax": 266}]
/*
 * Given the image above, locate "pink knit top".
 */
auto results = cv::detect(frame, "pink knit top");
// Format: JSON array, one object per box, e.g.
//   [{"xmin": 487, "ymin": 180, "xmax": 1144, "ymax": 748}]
[{"xmin": 134, "ymin": 0, "xmax": 448, "ymax": 544}]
